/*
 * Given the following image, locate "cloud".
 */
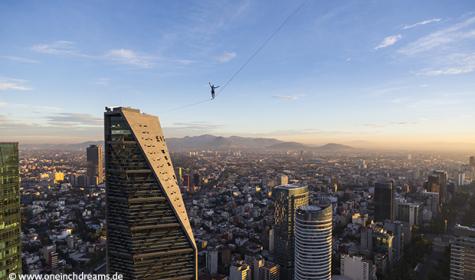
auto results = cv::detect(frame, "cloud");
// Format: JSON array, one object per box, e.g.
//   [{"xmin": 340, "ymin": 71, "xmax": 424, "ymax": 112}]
[
  {"xmin": 375, "ymin": 34, "xmax": 402, "ymax": 50},
  {"xmin": 363, "ymin": 121, "xmax": 419, "ymax": 129},
  {"xmin": 172, "ymin": 59, "xmax": 195, "ymax": 65},
  {"xmin": 46, "ymin": 113, "xmax": 102, "ymax": 127},
  {"xmin": 0, "ymin": 114, "xmax": 102, "ymax": 143},
  {"xmin": 105, "ymin": 49, "xmax": 155, "ymax": 68},
  {"xmin": 30, "ymin": 41, "xmax": 194, "ymax": 69},
  {"xmin": 402, "ymin": 18, "xmax": 442, "ymax": 30},
  {"xmin": 0, "ymin": 79, "xmax": 31, "ymax": 91},
  {"xmin": 31, "ymin": 40, "xmax": 82, "ymax": 56},
  {"xmin": 7, "ymin": 103, "xmax": 62, "ymax": 112},
  {"xmin": 0, "ymin": 114, "xmax": 39, "ymax": 129},
  {"xmin": 216, "ymin": 51, "xmax": 236, "ymax": 63},
  {"xmin": 1, "ymin": 56, "xmax": 39, "ymax": 64},
  {"xmin": 416, "ymin": 53, "xmax": 475, "ymax": 76},
  {"xmin": 95, "ymin": 78, "xmax": 110, "ymax": 86},
  {"xmin": 272, "ymin": 95, "xmax": 302, "ymax": 101},
  {"xmin": 399, "ymin": 16, "xmax": 475, "ymax": 55}
]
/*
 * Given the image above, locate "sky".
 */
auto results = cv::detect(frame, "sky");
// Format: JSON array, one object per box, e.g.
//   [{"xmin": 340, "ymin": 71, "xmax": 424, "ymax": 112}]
[{"xmin": 1, "ymin": 0, "xmax": 475, "ymax": 151}]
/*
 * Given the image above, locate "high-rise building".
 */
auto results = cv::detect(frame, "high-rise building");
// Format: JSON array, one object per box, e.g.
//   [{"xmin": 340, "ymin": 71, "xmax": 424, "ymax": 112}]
[
  {"xmin": 104, "ymin": 107, "xmax": 197, "ymax": 280},
  {"xmin": 340, "ymin": 254, "xmax": 376, "ymax": 280},
  {"xmin": 457, "ymin": 172, "xmax": 465, "ymax": 187},
  {"xmin": 269, "ymin": 227, "xmax": 275, "ymax": 254},
  {"xmin": 183, "ymin": 174, "xmax": 191, "ymax": 188},
  {"xmin": 434, "ymin": 170, "xmax": 448, "ymax": 203},
  {"xmin": 469, "ymin": 156, "xmax": 475, "ymax": 168},
  {"xmin": 421, "ymin": 191, "xmax": 440, "ymax": 216},
  {"xmin": 86, "ymin": 144, "xmax": 104, "ymax": 186},
  {"xmin": 177, "ymin": 167, "xmax": 183, "ymax": 185},
  {"xmin": 374, "ymin": 182, "xmax": 394, "ymax": 222},
  {"xmin": 360, "ymin": 224, "xmax": 394, "ymax": 274},
  {"xmin": 206, "ymin": 249, "xmax": 218, "ymax": 275},
  {"xmin": 450, "ymin": 224, "xmax": 475, "ymax": 280},
  {"xmin": 252, "ymin": 257, "xmax": 265, "ymax": 280},
  {"xmin": 383, "ymin": 221, "xmax": 404, "ymax": 261},
  {"xmin": 0, "ymin": 143, "xmax": 21, "ymax": 277},
  {"xmin": 294, "ymin": 205, "xmax": 332, "ymax": 280},
  {"xmin": 425, "ymin": 171, "xmax": 448, "ymax": 204},
  {"xmin": 396, "ymin": 201, "xmax": 421, "ymax": 227},
  {"xmin": 273, "ymin": 185, "xmax": 309, "ymax": 280},
  {"xmin": 42, "ymin": 245, "xmax": 58, "ymax": 271},
  {"xmin": 259, "ymin": 262, "xmax": 280, "ymax": 280},
  {"xmin": 77, "ymin": 174, "xmax": 88, "ymax": 188},
  {"xmin": 230, "ymin": 262, "xmax": 251, "ymax": 280}
]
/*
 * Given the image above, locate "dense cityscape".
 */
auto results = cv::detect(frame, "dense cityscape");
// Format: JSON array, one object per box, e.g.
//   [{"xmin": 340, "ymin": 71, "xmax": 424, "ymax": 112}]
[{"xmin": 0, "ymin": 107, "xmax": 471, "ymax": 280}]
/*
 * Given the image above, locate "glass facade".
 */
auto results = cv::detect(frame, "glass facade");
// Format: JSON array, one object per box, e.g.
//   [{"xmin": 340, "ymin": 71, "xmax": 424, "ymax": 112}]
[
  {"xmin": 272, "ymin": 184, "xmax": 309, "ymax": 280},
  {"xmin": 86, "ymin": 144, "xmax": 104, "ymax": 186},
  {"xmin": 0, "ymin": 143, "xmax": 21, "ymax": 279},
  {"xmin": 374, "ymin": 182, "xmax": 394, "ymax": 222},
  {"xmin": 104, "ymin": 108, "xmax": 197, "ymax": 280}
]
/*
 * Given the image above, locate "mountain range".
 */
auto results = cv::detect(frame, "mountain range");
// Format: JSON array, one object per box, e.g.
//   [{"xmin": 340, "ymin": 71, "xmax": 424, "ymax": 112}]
[
  {"xmin": 21, "ymin": 135, "xmax": 354, "ymax": 152},
  {"xmin": 166, "ymin": 135, "xmax": 354, "ymax": 152}
]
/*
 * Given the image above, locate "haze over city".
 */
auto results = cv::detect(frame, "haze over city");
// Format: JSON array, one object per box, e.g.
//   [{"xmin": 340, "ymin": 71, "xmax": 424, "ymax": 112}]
[{"xmin": 1, "ymin": 0, "xmax": 475, "ymax": 151}]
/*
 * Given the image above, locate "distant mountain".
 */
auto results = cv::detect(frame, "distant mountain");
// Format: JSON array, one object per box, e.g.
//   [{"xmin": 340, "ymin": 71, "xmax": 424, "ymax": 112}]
[
  {"xmin": 21, "ymin": 141, "xmax": 103, "ymax": 151},
  {"xmin": 317, "ymin": 143, "xmax": 354, "ymax": 151},
  {"xmin": 20, "ymin": 135, "xmax": 355, "ymax": 153},
  {"xmin": 166, "ymin": 134, "xmax": 284, "ymax": 151},
  {"xmin": 267, "ymin": 141, "xmax": 308, "ymax": 150},
  {"xmin": 167, "ymin": 135, "xmax": 354, "ymax": 152}
]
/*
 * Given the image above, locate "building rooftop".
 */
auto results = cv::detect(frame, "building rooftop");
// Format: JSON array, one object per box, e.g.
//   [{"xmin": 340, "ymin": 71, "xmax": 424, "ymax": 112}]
[
  {"xmin": 454, "ymin": 224, "xmax": 475, "ymax": 237},
  {"xmin": 299, "ymin": 205, "xmax": 322, "ymax": 212},
  {"xmin": 274, "ymin": 184, "xmax": 304, "ymax": 190}
]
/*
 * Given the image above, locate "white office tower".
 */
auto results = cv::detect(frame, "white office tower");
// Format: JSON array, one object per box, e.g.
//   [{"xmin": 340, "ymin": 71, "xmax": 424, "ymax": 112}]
[
  {"xmin": 206, "ymin": 249, "xmax": 218, "ymax": 275},
  {"xmin": 457, "ymin": 172, "xmax": 465, "ymax": 187},
  {"xmin": 230, "ymin": 262, "xmax": 252, "ymax": 280},
  {"xmin": 340, "ymin": 254, "xmax": 376, "ymax": 280},
  {"xmin": 294, "ymin": 205, "xmax": 332, "ymax": 280},
  {"xmin": 451, "ymin": 224, "xmax": 475, "ymax": 280}
]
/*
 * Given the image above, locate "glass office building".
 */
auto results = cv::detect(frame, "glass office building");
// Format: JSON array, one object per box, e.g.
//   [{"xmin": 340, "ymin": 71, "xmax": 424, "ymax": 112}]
[{"xmin": 0, "ymin": 143, "xmax": 21, "ymax": 279}]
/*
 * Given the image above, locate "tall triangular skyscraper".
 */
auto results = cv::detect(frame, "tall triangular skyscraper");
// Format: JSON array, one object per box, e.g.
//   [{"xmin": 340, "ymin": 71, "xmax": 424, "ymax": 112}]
[{"xmin": 104, "ymin": 107, "xmax": 197, "ymax": 280}]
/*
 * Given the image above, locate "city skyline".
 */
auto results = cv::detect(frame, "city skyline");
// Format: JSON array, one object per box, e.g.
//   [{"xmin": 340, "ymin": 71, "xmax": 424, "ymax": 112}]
[
  {"xmin": 14, "ymin": 115, "xmax": 475, "ymax": 278},
  {"xmin": 1, "ymin": 0, "xmax": 475, "ymax": 151}
]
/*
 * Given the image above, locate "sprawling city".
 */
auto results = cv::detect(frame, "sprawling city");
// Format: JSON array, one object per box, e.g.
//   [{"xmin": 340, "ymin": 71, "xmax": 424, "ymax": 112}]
[{"xmin": 2, "ymin": 1, "xmax": 475, "ymax": 280}]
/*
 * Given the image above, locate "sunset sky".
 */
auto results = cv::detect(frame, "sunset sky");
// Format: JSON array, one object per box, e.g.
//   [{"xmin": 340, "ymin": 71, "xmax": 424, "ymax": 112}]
[{"xmin": 1, "ymin": 0, "xmax": 475, "ymax": 151}]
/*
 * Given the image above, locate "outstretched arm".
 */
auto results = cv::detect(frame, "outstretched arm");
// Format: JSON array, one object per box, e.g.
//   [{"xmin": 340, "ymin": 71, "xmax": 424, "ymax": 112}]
[
  {"xmin": 215, "ymin": 85, "xmax": 220, "ymax": 88},
  {"xmin": 209, "ymin": 82, "xmax": 212, "ymax": 86}
]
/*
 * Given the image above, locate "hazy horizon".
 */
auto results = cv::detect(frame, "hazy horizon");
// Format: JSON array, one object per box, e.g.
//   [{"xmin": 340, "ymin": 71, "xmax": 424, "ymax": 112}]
[{"xmin": 5, "ymin": 128, "xmax": 474, "ymax": 153}]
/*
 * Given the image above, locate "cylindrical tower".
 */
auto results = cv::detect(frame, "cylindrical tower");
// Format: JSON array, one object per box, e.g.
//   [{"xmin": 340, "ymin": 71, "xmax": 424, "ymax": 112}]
[{"xmin": 294, "ymin": 205, "xmax": 332, "ymax": 280}]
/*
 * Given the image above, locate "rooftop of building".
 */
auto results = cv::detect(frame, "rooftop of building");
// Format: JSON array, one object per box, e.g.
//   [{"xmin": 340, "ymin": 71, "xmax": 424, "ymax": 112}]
[
  {"xmin": 274, "ymin": 184, "xmax": 305, "ymax": 190},
  {"xmin": 106, "ymin": 106, "xmax": 141, "ymax": 113},
  {"xmin": 299, "ymin": 205, "xmax": 322, "ymax": 212},
  {"xmin": 454, "ymin": 224, "xmax": 475, "ymax": 237}
]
